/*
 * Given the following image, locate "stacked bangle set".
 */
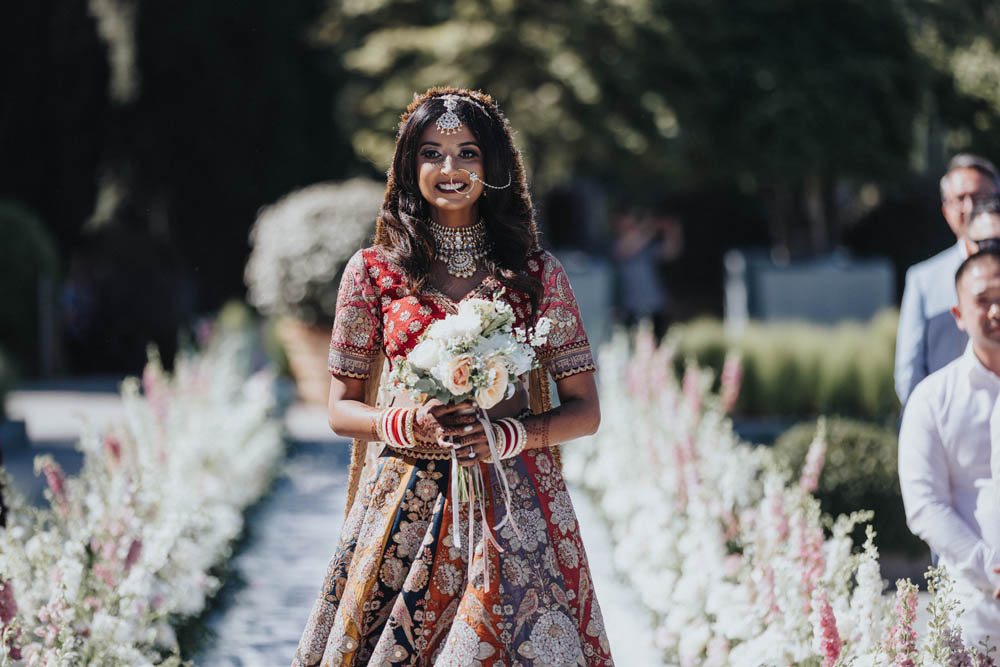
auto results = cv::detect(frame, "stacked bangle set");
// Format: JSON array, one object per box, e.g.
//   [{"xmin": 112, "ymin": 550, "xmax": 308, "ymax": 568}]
[
  {"xmin": 376, "ymin": 407, "xmax": 527, "ymax": 461},
  {"xmin": 377, "ymin": 407, "xmax": 418, "ymax": 449},
  {"xmin": 489, "ymin": 418, "xmax": 527, "ymax": 460}
]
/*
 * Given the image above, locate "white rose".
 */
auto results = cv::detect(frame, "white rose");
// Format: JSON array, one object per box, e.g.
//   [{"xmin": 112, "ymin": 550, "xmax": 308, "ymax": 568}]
[
  {"xmin": 407, "ymin": 339, "xmax": 442, "ymax": 370},
  {"xmin": 458, "ymin": 298, "xmax": 492, "ymax": 318},
  {"xmin": 430, "ymin": 311, "xmax": 482, "ymax": 341}
]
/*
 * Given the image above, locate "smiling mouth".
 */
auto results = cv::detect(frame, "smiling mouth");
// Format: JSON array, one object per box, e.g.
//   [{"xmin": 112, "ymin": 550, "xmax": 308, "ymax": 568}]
[{"xmin": 437, "ymin": 181, "xmax": 469, "ymax": 194}]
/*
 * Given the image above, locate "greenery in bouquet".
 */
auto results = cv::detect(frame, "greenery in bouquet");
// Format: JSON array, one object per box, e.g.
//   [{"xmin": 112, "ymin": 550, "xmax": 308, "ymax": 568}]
[
  {"xmin": 388, "ymin": 296, "xmax": 551, "ymax": 410},
  {"xmin": 244, "ymin": 178, "xmax": 384, "ymax": 325}
]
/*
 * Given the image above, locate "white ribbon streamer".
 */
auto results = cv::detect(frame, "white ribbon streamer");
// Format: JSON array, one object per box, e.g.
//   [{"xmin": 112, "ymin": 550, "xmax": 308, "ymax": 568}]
[{"xmin": 445, "ymin": 408, "xmax": 524, "ymax": 591}]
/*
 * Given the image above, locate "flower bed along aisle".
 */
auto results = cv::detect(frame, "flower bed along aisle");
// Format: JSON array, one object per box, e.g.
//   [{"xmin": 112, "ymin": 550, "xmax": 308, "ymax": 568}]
[
  {"xmin": 562, "ymin": 326, "xmax": 994, "ymax": 666},
  {"xmin": 0, "ymin": 323, "xmax": 283, "ymax": 666}
]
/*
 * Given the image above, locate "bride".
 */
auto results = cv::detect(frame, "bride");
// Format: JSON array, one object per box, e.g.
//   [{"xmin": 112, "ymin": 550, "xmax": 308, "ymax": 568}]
[{"xmin": 293, "ymin": 87, "xmax": 614, "ymax": 666}]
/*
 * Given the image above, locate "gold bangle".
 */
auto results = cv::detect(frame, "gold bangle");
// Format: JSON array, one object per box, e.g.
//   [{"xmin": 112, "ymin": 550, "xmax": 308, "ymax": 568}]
[
  {"xmin": 404, "ymin": 408, "xmax": 417, "ymax": 448},
  {"xmin": 376, "ymin": 409, "xmax": 387, "ymax": 443}
]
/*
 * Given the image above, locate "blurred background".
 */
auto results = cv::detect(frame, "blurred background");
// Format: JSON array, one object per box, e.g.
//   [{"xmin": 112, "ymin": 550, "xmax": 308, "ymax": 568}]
[{"xmin": 3, "ymin": 0, "xmax": 1000, "ymax": 404}]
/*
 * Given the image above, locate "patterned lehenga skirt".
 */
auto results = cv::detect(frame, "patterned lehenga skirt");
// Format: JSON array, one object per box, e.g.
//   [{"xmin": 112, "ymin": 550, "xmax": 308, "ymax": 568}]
[{"xmin": 292, "ymin": 446, "xmax": 614, "ymax": 666}]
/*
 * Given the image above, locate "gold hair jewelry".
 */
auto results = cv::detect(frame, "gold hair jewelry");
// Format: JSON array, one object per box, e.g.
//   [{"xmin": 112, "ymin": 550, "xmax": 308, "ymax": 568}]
[
  {"xmin": 436, "ymin": 95, "xmax": 463, "ymax": 135},
  {"xmin": 427, "ymin": 218, "xmax": 492, "ymax": 279}
]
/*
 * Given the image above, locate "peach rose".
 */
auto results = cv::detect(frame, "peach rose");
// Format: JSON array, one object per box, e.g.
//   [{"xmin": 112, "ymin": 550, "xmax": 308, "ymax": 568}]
[
  {"xmin": 443, "ymin": 354, "xmax": 473, "ymax": 395},
  {"xmin": 475, "ymin": 357, "xmax": 509, "ymax": 409}
]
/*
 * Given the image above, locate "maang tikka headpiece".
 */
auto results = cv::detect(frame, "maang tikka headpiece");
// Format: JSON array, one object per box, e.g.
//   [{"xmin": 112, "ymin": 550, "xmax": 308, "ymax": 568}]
[{"xmin": 435, "ymin": 95, "xmax": 463, "ymax": 135}]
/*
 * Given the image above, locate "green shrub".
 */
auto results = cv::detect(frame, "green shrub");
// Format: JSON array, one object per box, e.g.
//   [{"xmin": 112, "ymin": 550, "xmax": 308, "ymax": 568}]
[
  {"xmin": 772, "ymin": 417, "xmax": 924, "ymax": 555},
  {"xmin": 671, "ymin": 310, "xmax": 899, "ymax": 419},
  {"xmin": 0, "ymin": 347, "xmax": 13, "ymax": 420},
  {"xmin": 0, "ymin": 200, "xmax": 60, "ymax": 376}
]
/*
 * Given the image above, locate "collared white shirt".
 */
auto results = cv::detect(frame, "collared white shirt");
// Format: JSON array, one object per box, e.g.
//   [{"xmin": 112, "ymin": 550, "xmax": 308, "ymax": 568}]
[{"xmin": 900, "ymin": 343, "xmax": 1000, "ymax": 648}]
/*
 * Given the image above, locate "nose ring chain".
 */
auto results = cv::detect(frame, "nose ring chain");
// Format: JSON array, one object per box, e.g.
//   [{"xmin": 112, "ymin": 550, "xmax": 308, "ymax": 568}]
[{"xmin": 449, "ymin": 169, "xmax": 513, "ymax": 199}]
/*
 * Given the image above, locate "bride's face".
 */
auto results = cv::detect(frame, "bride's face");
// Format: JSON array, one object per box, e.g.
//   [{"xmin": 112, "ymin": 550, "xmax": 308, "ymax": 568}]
[{"xmin": 416, "ymin": 124, "xmax": 485, "ymax": 213}]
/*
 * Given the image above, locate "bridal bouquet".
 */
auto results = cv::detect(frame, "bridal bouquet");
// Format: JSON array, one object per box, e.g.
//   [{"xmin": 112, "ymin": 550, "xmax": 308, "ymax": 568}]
[{"xmin": 388, "ymin": 294, "xmax": 551, "ymax": 409}]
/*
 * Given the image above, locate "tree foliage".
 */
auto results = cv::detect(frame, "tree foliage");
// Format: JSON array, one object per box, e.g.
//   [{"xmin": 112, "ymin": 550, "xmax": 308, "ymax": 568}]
[{"xmin": 314, "ymin": 0, "xmax": 1000, "ymax": 251}]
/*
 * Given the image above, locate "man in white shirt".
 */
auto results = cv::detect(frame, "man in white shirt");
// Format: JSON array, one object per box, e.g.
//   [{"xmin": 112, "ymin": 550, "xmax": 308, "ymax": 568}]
[
  {"xmin": 895, "ymin": 154, "xmax": 999, "ymax": 406},
  {"xmin": 900, "ymin": 248, "xmax": 1000, "ymax": 650}
]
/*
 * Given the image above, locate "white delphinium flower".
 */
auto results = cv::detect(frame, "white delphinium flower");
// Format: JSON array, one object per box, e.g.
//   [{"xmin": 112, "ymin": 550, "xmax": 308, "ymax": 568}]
[
  {"xmin": 0, "ymin": 322, "xmax": 283, "ymax": 663},
  {"xmin": 848, "ymin": 527, "xmax": 889, "ymax": 659},
  {"xmin": 562, "ymin": 327, "xmax": 998, "ymax": 664}
]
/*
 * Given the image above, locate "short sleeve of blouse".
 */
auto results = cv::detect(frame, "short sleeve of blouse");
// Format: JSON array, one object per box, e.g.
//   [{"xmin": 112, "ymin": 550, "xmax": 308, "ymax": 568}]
[
  {"xmin": 531, "ymin": 251, "xmax": 597, "ymax": 380},
  {"xmin": 328, "ymin": 249, "xmax": 382, "ymax": 379}
]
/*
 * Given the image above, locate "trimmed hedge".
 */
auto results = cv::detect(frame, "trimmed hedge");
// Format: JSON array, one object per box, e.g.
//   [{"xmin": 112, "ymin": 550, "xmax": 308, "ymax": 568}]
[
  {"xmin": 0, "ymin": 200, "xmax": 60, "ymax": 377},
  {"xmin": 773, "ymin": 417, "xmax": 924, "ymax": 555},
  {"xmin": 671, "ymin": 310, "xmax": 899, "ymax": 419}
]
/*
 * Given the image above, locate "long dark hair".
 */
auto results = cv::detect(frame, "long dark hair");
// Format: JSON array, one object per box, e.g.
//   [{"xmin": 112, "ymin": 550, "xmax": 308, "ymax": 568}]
[{"xmin": 375, "ymin": 87, "xmax": 542, "ymax": 311}]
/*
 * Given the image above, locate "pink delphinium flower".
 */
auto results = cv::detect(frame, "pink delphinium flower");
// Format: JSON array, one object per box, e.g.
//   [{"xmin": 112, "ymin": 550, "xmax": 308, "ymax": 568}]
[
  {"xmin": 810, "ymin": 589, "xmax": 842, "ymax": 667},
  {"xmin": 0, "ymin": 581, "xmax": 21, "ymax": 660},
  {"xmin": 142, "ymin": 361, "xmax": 172, "ymax": 424},
  {"xmin": 764, "ymin": 488, "xmax": 789, "ymax": 543},
  {"xmin": 719, "ymin": 351, "xmax": 743, "ymax": 413},
  {"xmin": 797, "ymin": 516, "xmax": 826, "ymax": 610},
  {"xmin": 799, "ymin": 419, "xmax": 828, "ymax": 494},
  {"xmin": 124, "ymin": 539, "xmax": 142, "ymax": 572},
  {"xmin": 884, "ymin": 579, "xmax": 919, "ymax": 667},
  {"xmin": 103, "ymin": 433, "xmax": 122, "ymax": 466},
  {"xmin": 943, "ymin": 627, "xmax": 974, "ymax": 666},
  {"xmin": 34, "ymin": 456, "xmax": 69, "ymax": 517},
  {"xmin": 682, "ymin": 365, "xmax": 702, "ymax": 416}
]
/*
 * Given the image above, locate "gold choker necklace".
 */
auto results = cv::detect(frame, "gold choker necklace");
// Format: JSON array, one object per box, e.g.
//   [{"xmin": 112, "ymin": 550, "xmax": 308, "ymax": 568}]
[{"xmin": 428, "ymin": 219, "xmax": 491, "ymax": 278}]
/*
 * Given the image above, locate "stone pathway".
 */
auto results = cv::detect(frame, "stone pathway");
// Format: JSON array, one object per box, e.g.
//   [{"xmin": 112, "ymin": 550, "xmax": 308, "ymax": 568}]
[{"xmin": 193, "ymin": 438, "xmax": 350, "ymax": 666}]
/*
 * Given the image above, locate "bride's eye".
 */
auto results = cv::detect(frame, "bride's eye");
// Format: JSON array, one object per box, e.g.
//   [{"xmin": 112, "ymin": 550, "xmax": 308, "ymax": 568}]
[
  {"xmin": 459, "ymin": 149, "xmax": 480, "ymax": 160},
  {"xmin": 421, "ymin": 149, "xmax": 442, "ymax": 160}
]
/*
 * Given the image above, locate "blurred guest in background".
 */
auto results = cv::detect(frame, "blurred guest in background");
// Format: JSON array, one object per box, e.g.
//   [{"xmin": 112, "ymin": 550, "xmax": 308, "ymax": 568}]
[
  {"xmin": 965, "ymin": 198, "xmax": 1000, "ymax": 255},
  {"xmin": 612, "ymin": 208, "xmax": 683, "ymax": 337},
  {"xmin": 895, "ymin": 154, "xmax": 999, "ymax": 405},
  {"xmin": 899, "ymin": 249, "xmax": 1000, "ymax": 652}
]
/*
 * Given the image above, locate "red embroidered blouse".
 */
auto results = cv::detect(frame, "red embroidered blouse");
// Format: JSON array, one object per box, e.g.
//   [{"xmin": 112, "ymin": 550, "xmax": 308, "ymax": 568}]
[{"xmin": 327, "ymin": 245, "xmax": 596, "ymax": 382}]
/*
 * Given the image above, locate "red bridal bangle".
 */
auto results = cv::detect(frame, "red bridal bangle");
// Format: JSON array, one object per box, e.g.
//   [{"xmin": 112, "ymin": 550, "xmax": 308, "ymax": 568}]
[{"xmin": 491, "ymin": 417, "xmax": 526, "ymax": 460}]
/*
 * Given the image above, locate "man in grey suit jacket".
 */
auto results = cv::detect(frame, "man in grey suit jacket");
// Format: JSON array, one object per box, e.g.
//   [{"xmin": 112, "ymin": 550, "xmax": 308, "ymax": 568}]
[{"xmin": 895, "ymin": 154, "xmax": 1000, "ymax": 405}]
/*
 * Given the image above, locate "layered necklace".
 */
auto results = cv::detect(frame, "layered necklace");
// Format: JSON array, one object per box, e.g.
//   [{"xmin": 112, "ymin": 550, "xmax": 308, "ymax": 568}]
[{"xmin": 428, "ymin": 218, "xmax": 492, "ymax": 279}]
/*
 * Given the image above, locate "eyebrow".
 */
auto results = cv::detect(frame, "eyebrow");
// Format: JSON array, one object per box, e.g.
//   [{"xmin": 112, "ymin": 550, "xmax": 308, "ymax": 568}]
[{"xmin": 419, "ymin": 141, "xmax": 480, "ymax": 148}]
